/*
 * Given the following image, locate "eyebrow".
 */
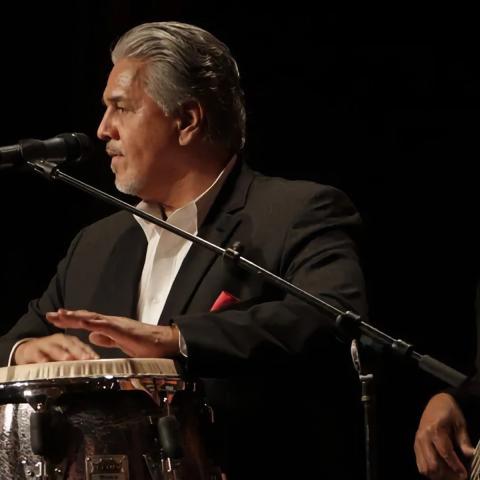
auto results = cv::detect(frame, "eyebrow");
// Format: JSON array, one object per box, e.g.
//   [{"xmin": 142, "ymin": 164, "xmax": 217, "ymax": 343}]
[{"xmin": 101, "ymin": 94, "xmax": 127, "ymax": 106}]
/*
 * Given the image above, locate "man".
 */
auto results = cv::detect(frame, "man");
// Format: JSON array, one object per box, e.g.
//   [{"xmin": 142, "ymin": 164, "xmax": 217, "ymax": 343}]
[
  {"xmin": 0, "ymin": 22, "xmax": 367, "ymax": 478},
  {"xmin": 414, "ymin": 281, "xmax": 480, "ymax": 480},
  {"xmin": 415, "ymin": 391, "xmax": 475, "ymax": 479},
  {"xmin": 415, "ymin": 352, "xmax": 480, "ymax": 478}
]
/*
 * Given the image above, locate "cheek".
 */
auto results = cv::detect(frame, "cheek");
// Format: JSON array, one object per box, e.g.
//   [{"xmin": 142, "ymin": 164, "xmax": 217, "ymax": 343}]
[
  {"xmin": 121, "ymin": 126, "xmax": 172, "ymax": 172},
  {"xmin": 119, "ymin": 137, "xmax": 140, "ymax": 164},
  {"xmin": 124, "ymin": 150, "xmax": 149, "ymax": 177}
]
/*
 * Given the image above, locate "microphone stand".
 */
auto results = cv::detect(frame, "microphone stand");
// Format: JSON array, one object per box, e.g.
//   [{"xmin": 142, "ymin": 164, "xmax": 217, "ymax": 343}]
[
  {"xmin": 351, "ymin": 339, "xmax": 377, "ymax": 480},
  {"xmin": 28, "ymin": 159, "xmax": 468, "ymax": 480}
]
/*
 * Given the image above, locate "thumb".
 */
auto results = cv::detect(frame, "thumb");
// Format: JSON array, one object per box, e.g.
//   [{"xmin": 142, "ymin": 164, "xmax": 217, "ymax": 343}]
[
  {"xmin": 456, "ymin": 425, "xmax": 475, "ymax": 458},
  {"xmin": 89, "ymin": 332, "xmax": 117, "ymax": 348}
]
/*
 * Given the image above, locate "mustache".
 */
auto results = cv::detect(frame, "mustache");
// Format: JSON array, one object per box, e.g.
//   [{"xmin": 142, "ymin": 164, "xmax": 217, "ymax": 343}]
[{"xmin": 106, "ymin": 143, "xmax": 123, "ymax": 156}]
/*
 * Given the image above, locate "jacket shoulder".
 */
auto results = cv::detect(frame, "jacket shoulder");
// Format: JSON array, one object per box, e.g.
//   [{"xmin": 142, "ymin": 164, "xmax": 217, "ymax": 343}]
[
  {"xmin": 80, "ymin": 210, "xmax": 138, "ymax": 239},
  {"xmin": 248, "ymin": 171, "xmax": 355, "ymax": 217}
]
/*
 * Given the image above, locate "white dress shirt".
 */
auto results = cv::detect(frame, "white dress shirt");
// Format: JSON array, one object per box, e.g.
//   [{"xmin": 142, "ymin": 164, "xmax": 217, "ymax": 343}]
[{"xmin": 135, "ymin": 157, "xmax": 236, "ymax": 333}]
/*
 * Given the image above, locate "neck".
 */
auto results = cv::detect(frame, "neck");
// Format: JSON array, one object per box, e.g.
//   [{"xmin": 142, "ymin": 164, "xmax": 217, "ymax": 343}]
[{"xmin": 146, "ymin": 145, "xmax": 232, "ymax": 214}]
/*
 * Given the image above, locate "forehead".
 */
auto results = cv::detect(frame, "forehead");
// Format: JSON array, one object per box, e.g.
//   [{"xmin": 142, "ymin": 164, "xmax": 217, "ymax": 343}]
[{"xmin": 103, "ymin": 58, "xmax": 147, "ymax": 99}]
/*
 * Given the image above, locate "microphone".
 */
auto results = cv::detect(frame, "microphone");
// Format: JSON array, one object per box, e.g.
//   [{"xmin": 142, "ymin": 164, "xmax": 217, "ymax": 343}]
[{"xmin": 0, "ymin": 132, "xmax": 91, "ymax": 169}]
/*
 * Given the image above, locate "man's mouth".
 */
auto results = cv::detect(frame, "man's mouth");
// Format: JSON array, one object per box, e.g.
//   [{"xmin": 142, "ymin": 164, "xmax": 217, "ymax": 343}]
[{"xmin": 106, "ymin": 149, "xmax": 123, "ymax": 157}]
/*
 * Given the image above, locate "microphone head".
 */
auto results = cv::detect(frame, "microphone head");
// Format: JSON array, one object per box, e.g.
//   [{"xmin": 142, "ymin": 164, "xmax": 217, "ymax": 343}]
[
  {"xmin": 0, "ymin": 133, "xmax": 93, "ymax": 169},
  {"xmin": 55, "ymin": 132, "xmax": 92, "ymax": 163}
]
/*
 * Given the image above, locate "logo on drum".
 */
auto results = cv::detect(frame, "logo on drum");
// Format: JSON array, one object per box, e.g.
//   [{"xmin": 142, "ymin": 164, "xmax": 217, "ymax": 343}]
[{"xmin": 85, "ymin": 455, "xmax": 129, "ymax": 480}]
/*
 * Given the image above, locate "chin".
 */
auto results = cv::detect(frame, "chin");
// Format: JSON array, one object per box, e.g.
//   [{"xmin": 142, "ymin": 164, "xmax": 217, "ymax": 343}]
[{"xmin": 114, "ymin": 177, "xmax": 144, "ymax": 197}]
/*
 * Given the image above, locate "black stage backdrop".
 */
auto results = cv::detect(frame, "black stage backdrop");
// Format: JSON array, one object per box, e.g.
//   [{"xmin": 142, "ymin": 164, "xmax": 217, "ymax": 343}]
[{"xmin": 1, "ymin": 3, "xmax": 479, "ymax": 479}]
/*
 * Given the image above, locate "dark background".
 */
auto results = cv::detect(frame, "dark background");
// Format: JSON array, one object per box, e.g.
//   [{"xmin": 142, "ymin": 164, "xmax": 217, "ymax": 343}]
[{"xmin": 1, "ymin": 2, "xmax": 479, "ymax": 478}]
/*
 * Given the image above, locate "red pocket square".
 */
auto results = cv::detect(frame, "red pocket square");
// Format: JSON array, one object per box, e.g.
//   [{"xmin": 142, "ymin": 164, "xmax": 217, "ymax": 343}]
[{"xmin": 210, "ymin": 291, "xmax": 240, "ymax": 312}]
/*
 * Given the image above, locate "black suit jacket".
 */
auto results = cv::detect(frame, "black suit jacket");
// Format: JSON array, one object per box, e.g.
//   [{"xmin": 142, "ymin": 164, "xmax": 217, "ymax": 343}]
[{"xmin": 0, "ymin": 162, "xmax": 368, "ymax": 479}]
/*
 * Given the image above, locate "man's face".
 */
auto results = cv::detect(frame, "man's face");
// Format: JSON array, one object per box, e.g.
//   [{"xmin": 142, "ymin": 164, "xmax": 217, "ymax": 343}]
[{"xmin": 97, "ymin": 57, "xmax": 179, "ymax": 201}]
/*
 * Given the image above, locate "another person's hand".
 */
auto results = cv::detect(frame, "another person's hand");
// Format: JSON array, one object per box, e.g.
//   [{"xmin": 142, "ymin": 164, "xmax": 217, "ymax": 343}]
[
  {"xmin": 14, "ymin": 333, "xmax": 100, "ymax": 365},
  {"xmin": 46, "ymin": 309, "xmax": 180, "ymax": 358},
  {"xmin": 414, "ymin": 392, "xmax": 475, "ymax": 479}
]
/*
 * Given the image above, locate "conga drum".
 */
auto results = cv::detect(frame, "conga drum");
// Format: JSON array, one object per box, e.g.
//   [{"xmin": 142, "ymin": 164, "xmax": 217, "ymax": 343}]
[{"xmin": 0, "ymin": 358, "xmax": 220, "ymax": 479}]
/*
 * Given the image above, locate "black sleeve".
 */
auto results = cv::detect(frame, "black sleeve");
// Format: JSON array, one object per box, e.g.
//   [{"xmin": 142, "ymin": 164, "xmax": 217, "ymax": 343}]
[{"xmin": 0, "ymin": 229, "xmax": 85, "ymax": 366}]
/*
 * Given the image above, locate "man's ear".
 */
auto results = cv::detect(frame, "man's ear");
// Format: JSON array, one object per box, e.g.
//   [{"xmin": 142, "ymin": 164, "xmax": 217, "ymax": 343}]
[{"xmin": 176, "ymin": 101, "xmax": 204, "ymax": 146}]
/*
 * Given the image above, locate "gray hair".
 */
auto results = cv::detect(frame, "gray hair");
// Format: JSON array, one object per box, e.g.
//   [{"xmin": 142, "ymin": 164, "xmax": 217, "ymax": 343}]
[{"xmin": 112, "ymin": 21, "xmax": 246, "ymax": 153}]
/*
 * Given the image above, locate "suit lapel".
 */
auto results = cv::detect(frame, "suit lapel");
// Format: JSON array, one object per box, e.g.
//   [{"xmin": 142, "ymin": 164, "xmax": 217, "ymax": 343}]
[
  {"xmin": 158, "ymin": 162, "xmax": 254, "ymax": 325},
  {"xmin": 91, "ymin": 215, "xmax": 147, "ymax": 318}
]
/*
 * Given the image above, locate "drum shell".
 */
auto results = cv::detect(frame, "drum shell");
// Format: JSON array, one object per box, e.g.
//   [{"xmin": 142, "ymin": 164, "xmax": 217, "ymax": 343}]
[{"xmin": 0, "ymin": 360, "xmax": 217, "ymax": 480}]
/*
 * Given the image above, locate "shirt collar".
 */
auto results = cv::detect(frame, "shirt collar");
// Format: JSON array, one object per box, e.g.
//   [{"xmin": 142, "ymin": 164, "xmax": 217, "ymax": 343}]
[{"xmin": 134, "ymin": 155, "xmax": 237, "ymax": 240}]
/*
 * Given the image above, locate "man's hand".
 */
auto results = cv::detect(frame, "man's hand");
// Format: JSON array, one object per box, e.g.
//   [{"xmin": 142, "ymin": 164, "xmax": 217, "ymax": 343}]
[
  {"xmin": 414, "ymin": 392, "xmax": 475, "ymax": 480},
  {"xmin": 14, "ymin": 333, "xmax": 100, "ymax": 365},
  {"xmin": 46, "ymin": 309, "xmax": 180, "ymax": 358}
]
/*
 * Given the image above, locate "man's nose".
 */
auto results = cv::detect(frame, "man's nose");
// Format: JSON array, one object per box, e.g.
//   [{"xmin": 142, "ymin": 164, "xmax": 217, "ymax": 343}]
[{"xmin": 97, "ymin": 110, "xmax": 117, "ymax": 141}]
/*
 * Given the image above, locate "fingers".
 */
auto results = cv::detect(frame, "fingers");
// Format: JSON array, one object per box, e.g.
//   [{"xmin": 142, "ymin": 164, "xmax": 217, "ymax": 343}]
[
  {"xmin": 431, "ymin": 432, "xmax": 467, "ymax": 478},
  {"xmin": 48, "ymin": 310, "xmax": 136, "ymax": 346},
  {"xmin": 415, "ymin": 393, "xmax": 470, "ymax": 480},
  {"xmin": 40, "ymin": 342, "xmax": 76, "ymax": 361},
  {"xmin": 89, "ymin": 332, "xmax": 117, "ymax": 348},
  {"xmin": 414, "ymin": 433, "xmax": 450, "ymax": 479},
  {"xmin": 46, "ymin": 309, "xmax": 101, "ymax": 330},
  {"xmin": 45, "ymin": 309, "xmax": 177, "ymax": 358},
  {"xmin": 88, "ymin": 332, "xmax": 139, "ymax": 357},
  {"xmin": 14, "ymin": 333, "xmax": 99, "ymax": 365},
  {"xmin": 457, "ymin": 428, "xmax": 475, "ymax": 459},
  {"xmin": 88, "ymin": 332, "xmax": 137, "ymax": 357},
  {"xmin": 43, "ymin": 334, "xmax": 99, "ymax": 361},
  {"xmin": 61, "ymin": 334, "xmax": 99, "ymax": 360},
  {"xmin": 47, "ymin": 309, "xmax": 125, "ymax": 333},
  {"xmin": 58, "ymin": 309, "xmax": 102, "ymax": 319},
  {"xmin": 415, "ymin": 446, "xmax": 465, "ymax": 480},
  {"xmin": 46, "ymin": 309, "xmax": 135, "ymax": 355},
  {"xmin": 414, "ymin": 434, "xmax": 428, "ymax": 474},
  {"xmin": 29, "ymin": 348, "xmax": 51, "ymax": 364}
]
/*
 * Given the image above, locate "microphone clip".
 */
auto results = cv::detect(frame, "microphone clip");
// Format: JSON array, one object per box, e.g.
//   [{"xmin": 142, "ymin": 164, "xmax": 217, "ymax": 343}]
[
  {"xmin": 223, "ymin": 241, "xmax": 244, "ymax": 264},
  {"xmin": 27, "ymin": 158, "xmax": 60, "ymax": 180}
]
